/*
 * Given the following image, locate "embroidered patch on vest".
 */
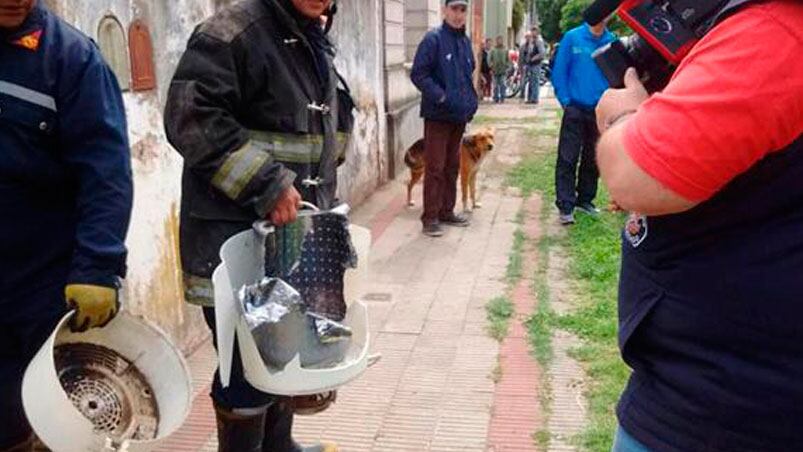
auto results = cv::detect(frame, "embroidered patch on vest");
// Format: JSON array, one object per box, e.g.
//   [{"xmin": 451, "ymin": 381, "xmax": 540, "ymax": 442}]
[
  {"xmin": 11, "ymin": 30, "xmax": 42, "ymax": 51},
  {"xmin": 624, "ymin": 213, "xmax": 648, "ymax": 248}
]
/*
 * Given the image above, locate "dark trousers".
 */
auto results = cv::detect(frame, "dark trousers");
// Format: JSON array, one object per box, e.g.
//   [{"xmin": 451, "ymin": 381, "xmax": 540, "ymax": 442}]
[
  {"xmin": 0, "ymin": 282, "xmax": 67, "ymax": 448},
  {"xmin": 555, "ymin": 105, "xmax": 600, "ymax": 214},
  {"xmin": 422, "ymin": 120, "xmax": 465, "ymax": 225},
  {"xmin": 481, "ymin": 71, "xmax": 492, "ymax": 98}
]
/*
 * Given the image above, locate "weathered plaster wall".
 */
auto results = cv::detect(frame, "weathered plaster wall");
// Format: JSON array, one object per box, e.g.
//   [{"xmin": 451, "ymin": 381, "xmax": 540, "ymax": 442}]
[
  {"xmin": 52, "ymin": 0, "xmax": 220, "ymax": 353},
  {"xmin": 331, "ymin": 0, "xmax": 387, "ymax": 208}
]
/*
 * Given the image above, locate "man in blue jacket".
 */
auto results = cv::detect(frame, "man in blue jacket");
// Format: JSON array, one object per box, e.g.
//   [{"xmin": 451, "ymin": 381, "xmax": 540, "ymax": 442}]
[
  {"xmin": 551, "ymin": 18, "xmax": 615, "ymax": 224},
  {"xmin": 0, "ymin": 1, "xmax": 133, "ymax": 449},
  {"xmin": 411, "ymin": 0, "xmax": 479, "ymax": 237}
]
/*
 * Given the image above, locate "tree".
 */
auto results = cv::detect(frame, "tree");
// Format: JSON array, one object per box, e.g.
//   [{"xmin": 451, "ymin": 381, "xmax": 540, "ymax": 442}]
[
  {"xmin": 512, "ymin": 0, "xmax": 527, "ymax": 35},
  {"xmin": 535, "ymin": 0, "xmax": 568, "ymax": 43},
  {"xmin": 559, "ymin": 0, "xmax": 632, "ymax": 37}
]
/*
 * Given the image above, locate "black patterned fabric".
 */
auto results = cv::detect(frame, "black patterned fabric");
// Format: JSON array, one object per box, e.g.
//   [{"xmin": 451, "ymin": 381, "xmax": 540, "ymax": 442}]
[{"xmin": 280, "ymin": 213, "xmax": 357, "ymax": 321}]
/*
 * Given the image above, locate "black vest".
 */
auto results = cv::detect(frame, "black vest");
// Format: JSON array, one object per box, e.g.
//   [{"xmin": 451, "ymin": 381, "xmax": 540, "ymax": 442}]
[{"xmin": 618, "ymin": 129, "xmax": 803, "ymax": 451}]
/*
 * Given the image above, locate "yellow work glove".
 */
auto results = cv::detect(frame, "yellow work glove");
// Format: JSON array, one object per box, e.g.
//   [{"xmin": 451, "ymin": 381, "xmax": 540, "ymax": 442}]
[{"xmin": 65, "ymin": 284, "xmax": 119, "ymax": 332}]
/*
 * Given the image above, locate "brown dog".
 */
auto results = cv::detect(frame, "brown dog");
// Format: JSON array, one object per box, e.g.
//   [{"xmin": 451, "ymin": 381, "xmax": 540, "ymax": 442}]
[{"xmin": 404, "ymin": 128, "xmax": 496, "ymax": 211}]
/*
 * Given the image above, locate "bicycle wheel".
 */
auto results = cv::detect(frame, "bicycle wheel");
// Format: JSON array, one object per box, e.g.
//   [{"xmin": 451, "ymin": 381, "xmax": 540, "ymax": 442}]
[{"xmin": 506, "ymin": 77, "xmax": 521, "ymax": 98}]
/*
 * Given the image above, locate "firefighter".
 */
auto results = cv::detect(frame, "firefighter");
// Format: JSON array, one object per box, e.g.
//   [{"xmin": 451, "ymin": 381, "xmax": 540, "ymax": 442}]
[
  {"xmin": 0, "ymin": 0, "xmax": 133, "ymax": 450},
  {"xmin": 164, "ymin": 0, "xmax": 353, "ymax": 450}
]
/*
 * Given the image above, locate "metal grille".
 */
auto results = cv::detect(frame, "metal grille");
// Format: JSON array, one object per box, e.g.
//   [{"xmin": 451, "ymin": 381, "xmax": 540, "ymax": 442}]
[{"xmin": 54, "ymin": 343, "xmax": 159, "ymax": 441}]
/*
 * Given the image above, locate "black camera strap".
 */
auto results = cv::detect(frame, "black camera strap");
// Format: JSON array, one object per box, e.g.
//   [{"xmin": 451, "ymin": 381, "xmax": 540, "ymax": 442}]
[{"xmin": 702, "ymin": 0, "xmax": 762, "ymax": 34}]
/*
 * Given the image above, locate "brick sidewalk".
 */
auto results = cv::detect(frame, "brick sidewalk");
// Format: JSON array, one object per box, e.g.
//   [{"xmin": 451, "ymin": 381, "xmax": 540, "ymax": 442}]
[{"xmin": 158, "ymin": 104, "xmax": 544, "ymax": 451}]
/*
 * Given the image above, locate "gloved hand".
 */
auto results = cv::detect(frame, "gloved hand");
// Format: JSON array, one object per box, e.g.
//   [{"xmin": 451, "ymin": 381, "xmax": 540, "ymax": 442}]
[{"xmin": 65, "ymin": 284, "xmax": 119, "ymax": 332}]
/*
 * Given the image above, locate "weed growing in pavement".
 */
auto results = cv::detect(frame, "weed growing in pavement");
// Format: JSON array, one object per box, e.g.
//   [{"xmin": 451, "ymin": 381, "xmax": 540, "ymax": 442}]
[
  {"xmin": 506, "ymin": 229, "xmax": 525, "ymax": 283},
  {"xmin": 472, "ymin": 115, "xmax": 529, "ymax": 126},
  {"xmin": 486, "ymin": 296, "xmax": 515, "ymax": 341},
  {"xmin": 485, "ymin": 208, "xmax": 526, "ymax": 342},
  {"xmin": 508, "ymin": 117, "xmax": 630, "ymax": 452},
  {"xmin": 533, "ymin": 429, "xmax": 552, "ymax": 451}
]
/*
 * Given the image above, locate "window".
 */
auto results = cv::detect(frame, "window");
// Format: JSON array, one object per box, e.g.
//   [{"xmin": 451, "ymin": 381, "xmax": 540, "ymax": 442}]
[
  {"xmin": 97, "ymin": 15, "xmax": 131, "ymax": 91},
  {"xmin": 129, "ymin": 20, "xmax": 156, "ymax": 92}
]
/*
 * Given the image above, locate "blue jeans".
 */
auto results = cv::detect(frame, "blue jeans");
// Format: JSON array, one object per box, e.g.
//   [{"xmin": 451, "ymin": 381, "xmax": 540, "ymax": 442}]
[
  {"xmin": 612, "ymin": 425, "xmax": 652, "ymax": 452},
  {"xmin": 526, "ymin": 64, "xmax": 541, "ymax": 103},
  {"xmin": 493, "ymin": 74, "xmax": 506, "ymax": 102}
]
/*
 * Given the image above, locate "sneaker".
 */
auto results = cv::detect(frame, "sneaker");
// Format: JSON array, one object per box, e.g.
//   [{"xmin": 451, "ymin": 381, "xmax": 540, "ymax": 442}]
[
  {"xmin": 576, "ymin": 202, "xmax": 600, "ymax": 216},
  {"xmin": 559, "ymin": 212, "xmax": 575, "ymax": 225},
  {"xmin": 439, "ymin": 212, "xmax": 471, "ymax": 227},
  {"xmin": 422, "ymin": 223, "xmax": 445, "ymax": 237}
]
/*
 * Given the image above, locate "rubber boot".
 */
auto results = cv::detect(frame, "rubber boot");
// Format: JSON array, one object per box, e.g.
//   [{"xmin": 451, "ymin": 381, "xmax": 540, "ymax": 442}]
[
  {"xmin": 215, "ymin": 404, "xmax": 268, "ymax": 452},
  {"xmin": 0, "ymin": 435, "xmax": 34, "ymax": 452},
  {"xmin": 263, "ymin": 400, "xmax": 338, "ymax": 452}
]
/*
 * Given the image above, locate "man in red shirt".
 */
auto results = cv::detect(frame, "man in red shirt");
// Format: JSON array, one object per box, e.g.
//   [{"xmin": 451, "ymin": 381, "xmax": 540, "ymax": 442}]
[{"xmin": 596, "ymin": 1, "xmax": 803, "ymax": 450}]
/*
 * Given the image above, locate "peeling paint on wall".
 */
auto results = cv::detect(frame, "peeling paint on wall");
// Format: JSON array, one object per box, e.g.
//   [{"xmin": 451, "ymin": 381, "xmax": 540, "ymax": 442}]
[{"xmin": 124, "ymin": 203, "xmax": 207, "ymax": 353}]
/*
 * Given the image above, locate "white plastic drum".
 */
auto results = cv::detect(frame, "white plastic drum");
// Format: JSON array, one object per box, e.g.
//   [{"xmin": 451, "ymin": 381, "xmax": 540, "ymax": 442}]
[
  {"xmin": 22, "ymin": 311, "xmax": 192, "ymax": 452},
  {"xmin": 213, "ymin": 222, "xmax": 374, "ymax": 396}
]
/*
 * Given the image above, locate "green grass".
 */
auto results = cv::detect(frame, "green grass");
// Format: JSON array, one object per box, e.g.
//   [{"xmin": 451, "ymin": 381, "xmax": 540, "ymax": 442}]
[
  {"xmin": 486, "ymin": 296, "xmax": 515, "ymax": 341},
  {"xmin": 507, "ymin": 116, "xmax": 630, "ymax": 452},
  {"xmin": 556, "ymin": 208, "xmax": 629, "ymax": 452}
]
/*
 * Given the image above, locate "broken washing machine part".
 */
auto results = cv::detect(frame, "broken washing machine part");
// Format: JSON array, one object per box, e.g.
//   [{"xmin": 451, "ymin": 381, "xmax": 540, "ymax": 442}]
[
  {"xmin": 22, "ymin": 311, "xmax": 192, "ymax": 452},
  {"xmin": 212, "ymin": 203, "xmax": 378, "ymax": 396}
]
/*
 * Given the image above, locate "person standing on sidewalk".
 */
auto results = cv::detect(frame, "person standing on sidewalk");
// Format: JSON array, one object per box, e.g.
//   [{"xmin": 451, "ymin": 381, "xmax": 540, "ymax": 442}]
[
  {"xmin": 551, "ymin": 18, "xmax": 615, "ymax": 224},
  {"xmin": 0, "ymin": 1, "xmax": 133, "ymax": 450},
  {"xmin": 479, "ymin": 38, "xmax": 493, "ymax": 101},
  {"xmin": 523, "ymin": 26, "xmax": 546, "ymax": 104},
  {"xmin": 518, "ymin": 32, "xmax": 532, "ymax": 100},
  {"xmin": 488, "ymin": 35, "xmax": 510, "ymax": 103},
  {"xmin": 410, "ymin": 0, "xmax": 478, "ymax": 237},
  {"xmin": 164, "ymin": 0, "xmax": 353, "ymax": 449}
]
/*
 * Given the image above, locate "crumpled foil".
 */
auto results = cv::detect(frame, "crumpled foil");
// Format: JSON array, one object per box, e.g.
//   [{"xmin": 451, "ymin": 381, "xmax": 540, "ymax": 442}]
[{"xmin": 238, "ymin": 211, "xmax": 358, "ymax": 369}]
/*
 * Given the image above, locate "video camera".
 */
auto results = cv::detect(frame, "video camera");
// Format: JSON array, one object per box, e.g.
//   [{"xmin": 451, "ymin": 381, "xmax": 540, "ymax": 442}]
[{"xmin": 587, "ymin": 0, "xmax": 753, "ymax": 92}]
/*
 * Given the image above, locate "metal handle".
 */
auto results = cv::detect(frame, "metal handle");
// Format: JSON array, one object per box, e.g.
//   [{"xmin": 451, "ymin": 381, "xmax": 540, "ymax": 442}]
[
  {"xmin": 300, "ymin": 201, "xmax": 320, "ymax": 212},
  {"xmin": 253, "ymin": 202, "xmax": 320, "ymax": 237}
]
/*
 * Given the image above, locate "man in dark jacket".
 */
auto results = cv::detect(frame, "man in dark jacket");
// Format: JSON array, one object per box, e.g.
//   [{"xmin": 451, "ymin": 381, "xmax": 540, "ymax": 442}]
[
  {"xmin": 164, "ymin": 0, "xmax": 352, "ymax": 450},
  {"xmin": 479, "ymin": 37, "xmax": 492, "ymax": 100},
  {"xmin": 410, "ymin": 0, "xmax": 479, "ymax": 237},
  {"xmin": 522, "ymin": 26, "xmax": 546, "ymax": 104},
  {"xmin": 1, "ymin": 1, "xmax": 133, "ymax": 450}
]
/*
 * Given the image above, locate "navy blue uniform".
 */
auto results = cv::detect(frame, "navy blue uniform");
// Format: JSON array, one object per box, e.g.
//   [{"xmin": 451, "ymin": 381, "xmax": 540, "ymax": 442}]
[{"xmin": 0, "ymin": 4, "xmax": 132, "ymax": 446}]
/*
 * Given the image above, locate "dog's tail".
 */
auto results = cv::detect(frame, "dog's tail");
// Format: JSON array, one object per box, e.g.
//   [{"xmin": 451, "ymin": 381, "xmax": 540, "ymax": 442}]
[{"xmin": 404, "ymin": 139, "xmax": 425, "ymax": 168}]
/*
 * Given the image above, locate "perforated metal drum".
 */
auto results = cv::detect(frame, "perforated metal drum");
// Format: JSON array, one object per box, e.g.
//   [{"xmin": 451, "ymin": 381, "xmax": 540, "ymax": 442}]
[
  {"xmin": 55, "ymin": 343, "xmax": 158, "ymax": 441},
  {"xmin": 22, "ymin": 311, "xmax": 191, "ymax": 452}
]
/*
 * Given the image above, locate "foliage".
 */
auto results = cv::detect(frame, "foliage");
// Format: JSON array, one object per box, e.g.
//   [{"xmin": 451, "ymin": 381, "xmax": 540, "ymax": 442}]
[
  {"xmin": 560, "ymin": 0, "xmax": 633, "ymax": 36},
  {"xmin": 534, "ymin": 0, "xmax": 632, "ymax": 44},
  {"xmin": 512, "ymin": 0, "xmax": 527, "ymax": 35},
  {"xmin": 559, "ymin": 0, "xmax": 591, "ymax": 32},
  {"xmin": 535, "ymin": 0, "xmax": 568, "ymax": 43}
]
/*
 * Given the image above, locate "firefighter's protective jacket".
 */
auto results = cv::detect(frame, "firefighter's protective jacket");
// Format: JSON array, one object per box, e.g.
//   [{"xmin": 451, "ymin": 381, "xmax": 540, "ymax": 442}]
[{"xmin": 165, "ymin": 0, "xmax": 354, "ymax": 305}]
